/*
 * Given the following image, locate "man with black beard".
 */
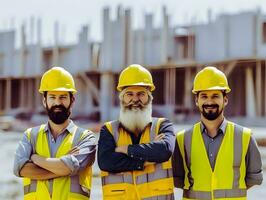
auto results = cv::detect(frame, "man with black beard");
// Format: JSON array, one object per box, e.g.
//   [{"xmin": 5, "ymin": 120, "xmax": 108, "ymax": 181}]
[
  {"xmin": 98, "ymin": 64, "xmax": 176, "ymax": 199},
  {"xmin": 13, "ymin": 67, "xmax": 96, "ymax": 200},
  {"xmin": 172, "ymin": 66, "xmax": 263, "ymax": 200}
]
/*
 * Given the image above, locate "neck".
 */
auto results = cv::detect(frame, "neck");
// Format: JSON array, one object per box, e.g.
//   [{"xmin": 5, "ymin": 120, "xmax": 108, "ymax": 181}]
[
  {"xmin": 201, "ymin": 114, "xmax": 224, "ymax": 138},
  {"xmin": 48, "ymin": 119, "xmax": 70, "ymax": 138}
]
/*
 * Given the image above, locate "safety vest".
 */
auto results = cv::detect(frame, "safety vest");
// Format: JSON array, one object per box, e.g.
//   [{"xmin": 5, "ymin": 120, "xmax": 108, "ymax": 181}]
[
  {"xmin": 101, "ymin": 118, "xmax": 174, "ymax": 200},
  {"xmin": 176, "ymin": 121, "xmax": 251, "ymax": 200},
  {"xmin": 23, "ymin": 124, "xmax": 92, "ymax": 200}
]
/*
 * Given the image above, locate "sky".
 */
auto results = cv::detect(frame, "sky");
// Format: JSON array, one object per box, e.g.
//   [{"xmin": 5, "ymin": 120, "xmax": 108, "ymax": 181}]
[{"xmin": 0, "ymin": 0, "xmax": 266, "ymax": 46}]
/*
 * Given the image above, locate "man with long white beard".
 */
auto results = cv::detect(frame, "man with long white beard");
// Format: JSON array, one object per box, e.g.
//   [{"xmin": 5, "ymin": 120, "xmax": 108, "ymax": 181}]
[
  {"xmin": 13, "ymin": 67, "xmax": 96, "ymax": 200},
  {"xmin": 172, "ymin": 66, "xmax": 263, "ymax": 200},
  {"xmin": 98, "ymin": 64, "xmax": 176, "ymax": 200}
]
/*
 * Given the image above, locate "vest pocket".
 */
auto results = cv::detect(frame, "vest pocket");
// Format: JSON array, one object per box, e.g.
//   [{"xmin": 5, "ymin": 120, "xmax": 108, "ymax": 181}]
[{"xmin": 103, "ymin": 185, "xmax": 128, "ymax": 199}]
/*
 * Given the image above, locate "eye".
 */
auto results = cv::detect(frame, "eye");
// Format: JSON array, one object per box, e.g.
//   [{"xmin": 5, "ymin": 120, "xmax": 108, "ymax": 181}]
[
  {"xmin": 125, "ymin": 93, "xmax": 133, "ymax": 97},
  {"xmin": 138, "ymin": 92, "xmax": 145, "ymax": 97},
  {"xmin": 200, "ymin": 95, "xmax": 207, "ymax": 99}
]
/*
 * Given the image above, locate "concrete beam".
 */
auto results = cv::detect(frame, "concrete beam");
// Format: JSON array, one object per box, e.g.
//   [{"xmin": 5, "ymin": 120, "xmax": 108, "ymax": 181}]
[
  {"xmin": 224, "ymin": 60, "xmax": 237, "ymax": 76},
  {"xmin": 78, "ymin": 73, "xmax": 100, "ymax": 104}
]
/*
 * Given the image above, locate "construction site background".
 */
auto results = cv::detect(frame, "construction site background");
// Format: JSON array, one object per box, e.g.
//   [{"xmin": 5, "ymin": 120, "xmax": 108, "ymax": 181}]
[{"xmin": 0, "ymin": 4, "xmax": 266, "ymax": 199}]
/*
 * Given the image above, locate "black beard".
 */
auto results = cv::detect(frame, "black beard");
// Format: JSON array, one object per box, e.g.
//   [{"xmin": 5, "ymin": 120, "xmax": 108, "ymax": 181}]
[
  {"xmin": 46, "ymin": 104, "xmax": 71, "ymax": 124},
  {"xmin": 201, "ymin": 104, "xmax": 222, "ymax": 120}
]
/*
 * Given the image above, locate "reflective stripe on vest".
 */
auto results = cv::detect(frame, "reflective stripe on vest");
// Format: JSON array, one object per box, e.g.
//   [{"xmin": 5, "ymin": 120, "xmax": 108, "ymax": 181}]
[
  {"xmin": 23, "ymin": 124, "xmax": 91, "ymax": 199},
  {"xmin": 143, "ymin": 193, "xmax": 175, "ymax": 200},
  {"xmin": 178, "ymin": 122, "xmax": 250, "ymax": 200}
]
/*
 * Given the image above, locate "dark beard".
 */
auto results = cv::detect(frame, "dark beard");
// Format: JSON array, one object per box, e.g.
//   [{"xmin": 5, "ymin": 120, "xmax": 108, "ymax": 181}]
[
  {"xmin": 202, "ymin": 104, "xmax": 222, "ymax": 120},
  {"xmin": 46, "ymin": 104, "xmax": 71, "ymax": 124}
]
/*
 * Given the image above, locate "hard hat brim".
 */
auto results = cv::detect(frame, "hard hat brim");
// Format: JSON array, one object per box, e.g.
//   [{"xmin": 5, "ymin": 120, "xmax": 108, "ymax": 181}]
[
  {"xmin": 192, "ymin": 87, "xmax": 231, "ymax": 94},
  {"xmin": 39, "ymin": 88, "xmax": 77, "ymax": 94},
  {"xmin": 117, "ymin": 83, "xmax": 155, "ymax": 91}
]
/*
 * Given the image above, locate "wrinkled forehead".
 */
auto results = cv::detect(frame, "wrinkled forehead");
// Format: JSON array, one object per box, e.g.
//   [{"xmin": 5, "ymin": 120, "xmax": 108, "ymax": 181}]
[{"xmin": 123, "ymin": 86, "xmax": 148, "ymax": 93}]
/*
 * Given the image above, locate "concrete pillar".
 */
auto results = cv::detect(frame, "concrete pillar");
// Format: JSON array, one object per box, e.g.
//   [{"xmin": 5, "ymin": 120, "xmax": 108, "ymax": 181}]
[
  {"xmin": 124, "ymin": 9, "xmax": 132, "ymax": 66},
  {"xmin": 164, "ymin": 70, "xmax": 170, "ymax": 105},
  {"xmin": 5, "ymin": 79, "xmax": 11, "ymax": 112},
  {"xmin": 100, "ymin": 72, "xmax": 114, "ymax": 122},
  {"xmin": 161, "ymin": 6, "xmax": 169, "ymax": 63},
  {"xmin": 77, "ymin": 26, "xmax": 90, "ymax": 72},
  {"xmin": 19, "ymin": 79, "xmax": 26, "ymax": 108},
  {"xmin": 184, "ymin": 67, "xmax": 193, "ymax": 109},
  {"xmin": 144, "ymin": 13, "xmax": 153, "ymax": 65},
  {"xmin": 53, "ymin": 21, "xmax": 59, "ymax": 66},
  {"xmin": 30, "ymin": 16, "xmax": 35, "ymax": 44},
  {"xmin": 245, "ymin": 67, "xmax": 256, "ymax": 117},
  {"xmin": 100, "ymin": 7, "xmax": 111, "ymax": 70},
  {"xmin": 35, "ymin": 77, "xmax": 42, "ymax": 111},
  {"xmin": 265, "ymin": 61, "xmax": 266, "ymax": 116},
  {"xmin": 36, "ymin": 18, "xmax": 43, "ymax": 74},
  {"xmin": 170, "ymin": 68, "xmax": 176, "ymax": 105},
  {"xmin": 0, "ymin": 81, "xmax": 3, "ymax": 111},
  {"xmin": 26, "ymin": 79, "xmax": 34, "ymax": 110},
  {"xmin": 256, "ymin": 61, "xmax": 262, "ymax": 116},
  {"xmin": 19, "ymin": 24, "xmax": 26, "ymax": 76}
]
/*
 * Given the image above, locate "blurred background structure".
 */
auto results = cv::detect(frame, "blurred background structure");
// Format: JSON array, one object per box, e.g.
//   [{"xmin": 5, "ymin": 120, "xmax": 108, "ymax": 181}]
[
  {"xmin": 1, "ymin": 5, "xmax": 266, "ymax": 125},
  {"xmin": 0, "ymin": 0, "xmax": 266, "ymax": 199}
]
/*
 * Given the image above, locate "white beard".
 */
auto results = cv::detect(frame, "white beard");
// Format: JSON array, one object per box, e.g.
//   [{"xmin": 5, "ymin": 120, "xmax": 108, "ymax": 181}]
[{"xmin": 119, "ymin": 103, "xmax": 152, "ymax": 133}]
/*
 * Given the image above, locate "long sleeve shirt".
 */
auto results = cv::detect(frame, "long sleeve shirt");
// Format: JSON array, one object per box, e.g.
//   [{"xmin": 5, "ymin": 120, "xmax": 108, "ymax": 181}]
[
  {"xmin": 13, "ymin": 120, "xmax": 96, "ymax": 177},
  {"xmin": 172, "ymin": 119, "xmax": 263, "ymax": 188},
  {"xmin": 97, "ymin": 118, "xmax": 175, "ymax": 173}
]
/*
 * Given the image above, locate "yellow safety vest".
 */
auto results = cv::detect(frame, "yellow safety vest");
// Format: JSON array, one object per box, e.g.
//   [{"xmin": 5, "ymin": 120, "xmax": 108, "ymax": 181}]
[
  {"xmin": 176, "ymin": 121, "xmax": 251, "ymax": 200},
  {"xmin": 23, "ymin": 124, "xmax": 92, "ymax": 200},
  {"xmin": 101, "ymin": 118, "xmax": 174, "ymax": 200}
]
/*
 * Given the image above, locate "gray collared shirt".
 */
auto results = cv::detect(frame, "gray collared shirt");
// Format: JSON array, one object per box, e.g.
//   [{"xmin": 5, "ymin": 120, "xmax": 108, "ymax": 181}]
[
  {"xmin": 172, "ymin": 119, "xmax": 263, "ymax": 188},
  {"xmin": 13, "ymin": 120, "xmax": 96, "ymax": 177},
  {"xmin": 200, "ymin": 119, "xmax": 227, "ymax": 170}
]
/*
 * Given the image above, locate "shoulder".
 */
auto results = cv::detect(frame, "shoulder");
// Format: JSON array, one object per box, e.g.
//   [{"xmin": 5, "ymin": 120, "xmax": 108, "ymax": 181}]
[
  {"xmin": 156, "ymin": 117, "xmax": 172, "ymax": 128},
  {"xmin": 101, "ymin": 120, "xmax": 120, "ymax": 135},
  {"xmin": 228, "ymin": 121, "xmax": 252, "ymax": 135},
  {"xmin": 24, "ymin": 124, "xmax": 45, "ymax": 139}
]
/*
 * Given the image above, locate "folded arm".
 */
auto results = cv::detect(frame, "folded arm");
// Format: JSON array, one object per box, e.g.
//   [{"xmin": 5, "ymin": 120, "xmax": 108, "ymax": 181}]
[
  {"xmin": 20, "ymin": 162, "xmax": 61, "ymax": 180},
  {"xmin": 120, "ymin": 119, "xmax": 176, "ymax": 163},
  {"xmin": 97, "ymin": 126, "xmax": 144, "ymax": 173}
]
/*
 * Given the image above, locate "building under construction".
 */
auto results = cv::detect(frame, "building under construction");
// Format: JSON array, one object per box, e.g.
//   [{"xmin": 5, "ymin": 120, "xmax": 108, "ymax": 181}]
[{"xmin": 0, "ymin": 6, "xmax": 266, "ymax": 123}]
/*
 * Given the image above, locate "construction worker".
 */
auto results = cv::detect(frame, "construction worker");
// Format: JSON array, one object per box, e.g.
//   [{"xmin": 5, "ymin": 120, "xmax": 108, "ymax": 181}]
[
  {"xmin": 172, "ymin": 66, "xmax": 263, "ymax": 200},
  {"xmin": 13, "ymin": 67, "xmax": 96, "ymax": 200},
  {"xmin": 98, "ymin": 64, "xmax": 175, "ymax": 199}
]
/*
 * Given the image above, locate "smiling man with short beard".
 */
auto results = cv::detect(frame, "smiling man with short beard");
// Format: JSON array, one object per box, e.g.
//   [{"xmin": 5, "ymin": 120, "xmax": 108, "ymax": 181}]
[
  {"xmin": 172, "ymin": 66, "xmax": 263, "ymax": 200},
  {"xmin": 98, "ymin": 64, "xmax": 176, "ymax": 200},
  {"xmin": 13, "ymin": 67, "xmax": 96, "ymax": 200}
]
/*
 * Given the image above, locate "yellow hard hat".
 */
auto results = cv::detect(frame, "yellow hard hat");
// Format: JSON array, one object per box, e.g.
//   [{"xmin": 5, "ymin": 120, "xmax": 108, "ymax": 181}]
[
  {"xmin": 192, "ymin": 66, "xmax": 231, "ymax": 94},
  {"xmin": 39, "ymin": 67, "xmax": 77, "ymax": 94},
  {"xmin": 117, "ymin": 64, "xmax": 155, "ymax": 91}
]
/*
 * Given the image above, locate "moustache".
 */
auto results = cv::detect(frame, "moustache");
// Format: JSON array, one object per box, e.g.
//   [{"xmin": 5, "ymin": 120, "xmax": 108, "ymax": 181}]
[
  {"xmin": 50, "ymin": 105, "xmax": 67, "ymax": 112},
  {"xmin": 202, "ymin": 104, "xmax": 219, "ymax": 109},
  {"xmin": 124, "ymin": 100, "xmax": 146, "ymax": 110}
]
